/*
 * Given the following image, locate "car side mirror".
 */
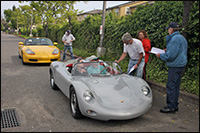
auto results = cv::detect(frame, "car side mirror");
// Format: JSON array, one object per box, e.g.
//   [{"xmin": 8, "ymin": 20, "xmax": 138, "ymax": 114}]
[
  {"xmin": 19, "ymin": 42, "xmax": 24, "ymax": 45},
  {"xmin": 53, "ymin": 42, "xmax": 58, "ymax": 45}
]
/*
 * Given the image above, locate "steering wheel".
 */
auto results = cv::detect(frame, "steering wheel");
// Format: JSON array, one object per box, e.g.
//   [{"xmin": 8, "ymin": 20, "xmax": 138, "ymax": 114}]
[{"xmin": 100, "ymin": 66, "xmax": 109, "ymax": 74}]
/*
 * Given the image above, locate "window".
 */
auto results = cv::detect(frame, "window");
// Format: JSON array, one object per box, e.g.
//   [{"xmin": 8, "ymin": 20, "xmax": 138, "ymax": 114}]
[
  {"xmin": 106, "ymin": 10, "xmax": 111, "ymax": 14},
  {"xmin": 115, "ymin": 8, "xmax": 119, "ymax": 16},
  {"xmin": 125, "ymin": 7, "xmax": 131, "ymax": 15}
]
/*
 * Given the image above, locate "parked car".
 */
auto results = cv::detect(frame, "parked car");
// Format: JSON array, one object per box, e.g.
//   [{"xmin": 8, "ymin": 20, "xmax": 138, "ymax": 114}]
[
  {"xmin": 18, "ymin": 37, "xmax": 60, "ymax": 65},
  {"xmin": 49, "ymin": 59, "xmax": 152, "ymax": 121}
]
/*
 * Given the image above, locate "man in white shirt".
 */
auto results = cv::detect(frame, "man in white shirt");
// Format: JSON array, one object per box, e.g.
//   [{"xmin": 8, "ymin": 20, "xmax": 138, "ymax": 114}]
[
  {"xmin": 62, "ymin": 30, "xmax": 75, "ymax": 60},
  {"xmin": 115, "ymin": 32, "xmax": 145, "ymax": 78}
]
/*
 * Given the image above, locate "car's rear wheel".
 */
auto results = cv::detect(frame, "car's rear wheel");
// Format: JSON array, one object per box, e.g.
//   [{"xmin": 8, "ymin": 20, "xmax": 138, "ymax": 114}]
[
  {"xmin": 50, "ymin": 71, "xmax": 59, "ymax": 90},
  {"xmin": 70, "ymin": 87, "xmax": 83, "ymax": 119}
]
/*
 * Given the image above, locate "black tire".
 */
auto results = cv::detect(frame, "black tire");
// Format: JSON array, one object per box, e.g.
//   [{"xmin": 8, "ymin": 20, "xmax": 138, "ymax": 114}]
[
  {"xmin": 18, "ymin": 52, "xmax": 21, "ymax": 59},
  {"xmin": 70, "ymin": 87, "xmax": 83, "ymax": 119},
  {"xmin": 21, "ymin": 53, "xmax": 26, "ymax": 65},
  {"xmin": 50, "ymin": 71, "xmax": 59, "ymax": 90}
]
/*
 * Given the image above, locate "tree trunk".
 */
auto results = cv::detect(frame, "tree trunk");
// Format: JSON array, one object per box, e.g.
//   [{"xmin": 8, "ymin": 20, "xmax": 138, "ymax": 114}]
[
  {"xmin": 68, "ymin": 16, "xmax": 72, "ymax": 30},
  {"xmin": 45, "ymin": 22, "xmax": 48, "ymax": 37},
  {"xmin": 182, "ymin": 1, "xmax": 194, "ymax": 40},
  {"xmin": 17, "ymin": 17, "xmax": 18, "ymax": 34},
  {"xmin": 26, "ymin": 18, "xmax": 29, "ymax": 36}
]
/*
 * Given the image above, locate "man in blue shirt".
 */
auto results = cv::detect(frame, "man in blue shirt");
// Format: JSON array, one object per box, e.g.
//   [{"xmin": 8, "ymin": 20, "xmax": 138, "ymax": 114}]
[
  {"xmin": 156, "ymin": 22, "xmax": 188, "ymax": 113},
  {"xmin": 86, "ymin": 55, "xmax": 106, "ymax": 75}
]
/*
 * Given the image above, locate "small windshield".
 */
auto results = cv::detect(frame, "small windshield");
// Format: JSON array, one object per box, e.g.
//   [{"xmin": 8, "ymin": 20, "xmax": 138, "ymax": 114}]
[
  {"xmin": 72, "ymin": 61, "xmax": 123, "ymax": 76},
  {"xmin": 25, "ymin": 38, "xmax": 53, "ymax": 46}
]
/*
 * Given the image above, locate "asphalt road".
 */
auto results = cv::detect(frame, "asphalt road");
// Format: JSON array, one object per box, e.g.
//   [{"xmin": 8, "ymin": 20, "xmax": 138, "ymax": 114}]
[{"xmin": 1, "ymin": 33, "xmax": 199, "ymax": 132}]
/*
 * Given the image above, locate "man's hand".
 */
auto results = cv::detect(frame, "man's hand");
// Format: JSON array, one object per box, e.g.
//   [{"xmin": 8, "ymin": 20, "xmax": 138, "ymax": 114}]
[
  {"xmin": 115, "ymin": 60, "xmax": 119, "ymax": 64},
  {"xmin": 156, "ymin": 53, "xmax": 161, "ymax": 58},
  {"xmin": 63, "ymin": 41, "xmax": 68, "ymax": 44},
  {"xmin": 134, "ymin": 64, "xmax": 138, "ymax": 69}
]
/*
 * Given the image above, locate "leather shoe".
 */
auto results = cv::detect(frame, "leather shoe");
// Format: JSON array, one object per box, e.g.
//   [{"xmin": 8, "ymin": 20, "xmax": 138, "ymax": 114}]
[
  {"xmin": 160, "ymin": 108, "xmax": 176, "ymax": 113},
  {"xmin": 164, "ymin": 106, "xmax": 178, "ymax": 111}
]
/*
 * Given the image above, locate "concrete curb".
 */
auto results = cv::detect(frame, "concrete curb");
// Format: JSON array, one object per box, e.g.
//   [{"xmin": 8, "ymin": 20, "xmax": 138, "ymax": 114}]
[
  {"xmin": 147, "ymin": 80, "xmax": 199, "ymax": 104},
  {"xmin": 61, "ymin": 51, "xmax": 81, "ymax": 59},
  {"xmin": 13, "ymin": 34, "xmax": 27, "ymax": 40}
]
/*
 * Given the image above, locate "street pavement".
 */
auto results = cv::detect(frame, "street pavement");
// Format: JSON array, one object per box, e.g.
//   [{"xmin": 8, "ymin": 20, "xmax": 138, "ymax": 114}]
[{"xmin": 1, "ymin": 33, "xmax": 199, "ymax": 132}]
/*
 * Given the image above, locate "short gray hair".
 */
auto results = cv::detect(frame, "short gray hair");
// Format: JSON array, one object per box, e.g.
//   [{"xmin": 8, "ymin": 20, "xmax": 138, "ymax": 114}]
[{"xmin": 122, "ymin": 32, "xmax": 132, "ymax": 42}]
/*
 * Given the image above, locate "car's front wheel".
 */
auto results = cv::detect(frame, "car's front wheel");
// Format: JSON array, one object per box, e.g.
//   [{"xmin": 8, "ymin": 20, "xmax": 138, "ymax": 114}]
[
  {"xmin": 18, "ymin": 52, "xmax": 21, "ymax": 59},
  {"xmin": 70, "ymin": 87, "xmax": 83, "ymax": 119},
  {"xmin": 50, "ymin": 71, "xmax": 59, "ymax": 90},
  {"xmin": 21, "ymin": 52, "xmax": 26, "ymax": 65}
]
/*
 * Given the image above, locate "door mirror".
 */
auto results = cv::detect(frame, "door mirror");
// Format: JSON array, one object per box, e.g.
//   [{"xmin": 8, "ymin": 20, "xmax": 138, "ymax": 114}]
[
  {"xmin": 19, "ymin": 42, "xmax": 24, "ymax": 45},
  {"xmin": 53, "ymin": 42, "xmax": 58, "ymax": 45}
]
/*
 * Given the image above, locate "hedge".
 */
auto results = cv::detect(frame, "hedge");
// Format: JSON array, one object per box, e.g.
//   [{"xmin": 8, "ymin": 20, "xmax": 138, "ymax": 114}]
[{"xmin": 34, "ymin": 1, "xmax": 199, "ymax": 95}]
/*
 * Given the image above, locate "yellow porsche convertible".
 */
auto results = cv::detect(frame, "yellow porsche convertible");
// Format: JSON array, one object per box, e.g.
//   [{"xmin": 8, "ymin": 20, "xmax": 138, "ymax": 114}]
[{"xmin": 18, "ymin": 37, "xmax": 60, "ymax": 65}]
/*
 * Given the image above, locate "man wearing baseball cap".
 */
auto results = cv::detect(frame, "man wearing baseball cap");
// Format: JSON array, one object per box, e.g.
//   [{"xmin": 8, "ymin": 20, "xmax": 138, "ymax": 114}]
[
  {"xmin": 156, "ymin": 22, "xmax": 188, "ymax": 113},
  {"xmin": 86, "ymin": 55, "xmax": 106, "ymax": 75}
]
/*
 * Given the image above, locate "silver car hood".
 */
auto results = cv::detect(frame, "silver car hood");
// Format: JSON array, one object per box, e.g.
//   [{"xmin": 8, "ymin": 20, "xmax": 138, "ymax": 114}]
[{"xmin": 77, "ymin": 74, "xmax": 145, "ymax": 109}]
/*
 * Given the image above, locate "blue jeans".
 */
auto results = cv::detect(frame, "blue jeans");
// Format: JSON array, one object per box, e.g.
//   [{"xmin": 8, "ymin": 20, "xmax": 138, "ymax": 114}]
[
  {"xmin": 127, "ymin": 58, "xmax": 145, "ymax": 78},
  {"xmin": 166, "ymin": 67, "xmax": 185, "ymax": 109},
  {"xmin": 63, "ymin": 45, "xmax": 74, "ymax": 60}
]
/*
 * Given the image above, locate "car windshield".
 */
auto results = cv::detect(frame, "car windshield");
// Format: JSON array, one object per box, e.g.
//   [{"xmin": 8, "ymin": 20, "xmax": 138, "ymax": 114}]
[
  {"xmin": 25, "ymin": 38, "xmax": 53, "ymax": 46},
  {"xmin": 72, "ymin": 61, "xmax": 123, "ymax": 76}
]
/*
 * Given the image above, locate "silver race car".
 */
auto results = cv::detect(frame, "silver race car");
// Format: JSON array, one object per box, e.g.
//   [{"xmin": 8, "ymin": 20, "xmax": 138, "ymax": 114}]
[{"xmin": 49, "ymin": 59, "xmax": 152, "ymax": 121}]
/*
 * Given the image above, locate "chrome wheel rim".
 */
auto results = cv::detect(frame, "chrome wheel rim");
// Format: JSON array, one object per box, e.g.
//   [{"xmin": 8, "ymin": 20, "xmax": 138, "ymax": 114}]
[
  {"xmin": 50, "ymin": 75, "xmax": 54, "ymax": 87},
  {"xmin": 71, "ymin": 93, "xmax": 77, "ymax": 114}
]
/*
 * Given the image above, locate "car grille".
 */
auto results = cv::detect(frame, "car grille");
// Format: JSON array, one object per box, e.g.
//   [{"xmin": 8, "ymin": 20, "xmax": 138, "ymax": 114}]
[
  {"xmin": 51, "ymin": 59, "xmax": 58, "ymax": 61},
  {"xmin": 29, "ymin": 59, "xmax": 38, "ymax": 61},
  {"xmin": 28, "ymin": 59, "xmax": 58, "ymax": 62}
]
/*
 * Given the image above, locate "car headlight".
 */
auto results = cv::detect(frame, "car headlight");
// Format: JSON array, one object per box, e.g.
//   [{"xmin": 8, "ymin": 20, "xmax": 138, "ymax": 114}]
[
  {"xmin": 52, "ymin": 49, "xmax": 59, "ymax": 55},
  {"xmin": 26, "ymin": 49, "xmax": 35, "ymax": 55},
  {"xmin": 83, "ymin": 90, "xmax": 94, "ymax": 102},
  {"xmin": 141, "ymin": 86, "xmax": 150, "ymax": 97}
]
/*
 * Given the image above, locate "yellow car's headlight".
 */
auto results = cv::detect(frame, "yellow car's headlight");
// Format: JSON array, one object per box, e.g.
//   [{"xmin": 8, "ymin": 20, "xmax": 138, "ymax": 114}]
[
  {"xmin": 26, "ymin": 49, "xmax": 35, "ymax": 55},
  {"xmin": 52, "ymin": 49, "xmax": 59, "ymax": 55}
]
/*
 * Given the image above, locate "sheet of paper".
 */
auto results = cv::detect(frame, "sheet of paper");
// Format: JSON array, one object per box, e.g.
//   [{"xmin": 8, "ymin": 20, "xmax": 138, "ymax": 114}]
[
  {"xmin": 128, "ymin": 65, "xmax": 136, "ymax": 74},
  {"xmin": 150, "ymin": 47, "xmax": 165, "ymax": 54}
]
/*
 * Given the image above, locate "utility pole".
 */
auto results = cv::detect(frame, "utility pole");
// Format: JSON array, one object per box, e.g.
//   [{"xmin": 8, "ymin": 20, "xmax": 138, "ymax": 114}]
[{"xmin": 97, "ymin": 1, "xmax": 106, "ymax": 57}]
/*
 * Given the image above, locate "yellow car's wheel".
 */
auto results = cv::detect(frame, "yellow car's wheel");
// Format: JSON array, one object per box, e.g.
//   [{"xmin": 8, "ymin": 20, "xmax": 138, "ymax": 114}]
[
  {"xmin": 21, "ymin": 53, "xmax": 26, "ymax": 65},
  {"xmin": 18, "ymin": 52, "xmax": 21, "ymax": 59}
]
